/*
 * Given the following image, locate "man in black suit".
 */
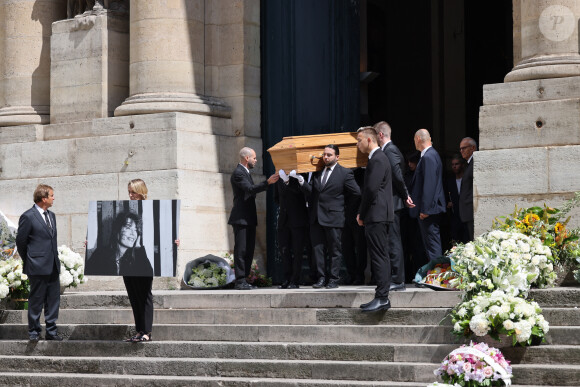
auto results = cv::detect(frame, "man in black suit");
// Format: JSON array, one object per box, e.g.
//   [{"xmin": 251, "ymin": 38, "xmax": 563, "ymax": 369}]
[
  {"xmin": 296, "ymin": 144, "xmax": 360, "ymax": 289},
  {"xmin": 459, "ymin": 137, "xmax": 476, "ymax": 241},
  {"xmin": 356, "ymin": 127, "xmax": 393, "ymax": 312},
  {"xmin": 374, "ymin": 121, "xmax": 414, "ymax": 291},
  {"xmin": 409, "ymin": 129, "xmax": 447, "ymax": 261},
  {"xmin": 228, "ymin": 147, "xmax": 279, "ymax": 290},
  {"xmin": 445, "ymin": 154, "xmax": 469, "ymax": 243},
  {"xmin": 16, "ymin": 184, "xmax": 62, "ymax": 341},
  {"xmin": 274, "ymin": 171, "xmax": 308, "ymax": 289}
]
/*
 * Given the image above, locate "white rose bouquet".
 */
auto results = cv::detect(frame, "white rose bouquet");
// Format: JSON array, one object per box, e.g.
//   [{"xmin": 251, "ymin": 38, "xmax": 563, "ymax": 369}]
[
  {"xmin": 449, "ymin": 230, "xmax": 556, "ymax": 300},
  {"xmin": 0, "ymin": 257, "xmax": 28, "ymax": 300},
  {"xmin": 58, "ymin": 245, "xmax": 87, "ymax": 288},
  {"xmin": 451, "ymin": 290, "xmax": 549, "ymax": 346}
]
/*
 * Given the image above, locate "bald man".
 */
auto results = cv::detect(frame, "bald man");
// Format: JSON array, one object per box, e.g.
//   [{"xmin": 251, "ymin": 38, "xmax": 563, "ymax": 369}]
[{"xmin": 409, "ymin": 129, "xmax": 446, "ymax": 261}]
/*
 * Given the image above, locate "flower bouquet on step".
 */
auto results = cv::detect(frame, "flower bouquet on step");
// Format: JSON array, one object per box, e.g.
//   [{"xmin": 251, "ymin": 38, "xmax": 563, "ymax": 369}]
[
  {"xmin": 223, "ymin": 253, "xmax": 272, "ymax": 287},
  {"xmin": 451, "ymin": 290, "xmax": 548, "ymax": 346},
  {"xmin": 448, "ymin": 230, "xmax": 556, "ymax": 300},
  {"xmin": 0, "ymin": 210, "xmax": 17, "ymax": 260},
  {"xmin": 58, "ymin": 245, "xmax": 87, "ymax": 289},
  {"xmin": 430, "ymin": 341, "xmax": 512, "ymax": 386}
]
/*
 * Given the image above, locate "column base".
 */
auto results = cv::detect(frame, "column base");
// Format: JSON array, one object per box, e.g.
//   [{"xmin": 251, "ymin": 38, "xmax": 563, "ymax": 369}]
[
  {"xmin": 114, "ymin": 93, "xmax": 231, "ymax": 118},
  {"xmin": 0, "ymin": 106, "xmax": 49, "ymax": 127},
  {"xmin": 504, "ymin": 54, "xmax": 580, "ymax": 82}
]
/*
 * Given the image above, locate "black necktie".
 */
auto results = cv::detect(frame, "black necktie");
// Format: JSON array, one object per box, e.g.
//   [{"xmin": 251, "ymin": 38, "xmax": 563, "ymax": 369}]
[
  {"xmin": 44, "ymin": 211, "xmax": 52, "ymax": 230},
  {"xmin": 321, "ymin": 167, "xmax": 330, "ymax": 187}
]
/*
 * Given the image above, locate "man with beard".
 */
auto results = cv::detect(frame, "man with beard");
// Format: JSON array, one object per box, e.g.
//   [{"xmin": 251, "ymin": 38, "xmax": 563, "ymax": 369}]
[
  {"xmin": 294, "ymin": 144, "xmax": 360, "ymax": 289},
  {"xmin": 228, "ymin": 147, "xmax": 279, "ymax": 290}
]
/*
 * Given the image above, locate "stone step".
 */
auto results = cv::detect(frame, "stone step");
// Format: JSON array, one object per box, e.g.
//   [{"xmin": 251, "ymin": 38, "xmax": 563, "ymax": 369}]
[
  {"xmin": 56, "ymin": 287, "xmax": 580, "ymax": 309},
  {"xmin": 1, "ymin": 340, "xmax": 578, "ymax": 365},
  {"xmin": 1, "ymin": 323, "xmax": 579, "ymax": 345},
  {"xmin": 0, "ymin": 355, "xmax": 577, "ymax": 385},
  {"xmin": 0, "ymin": 373, "xmax": 431, "ymax": 387},
  {"xmin": 2, "ymin": 306, "xmax": 577, "ymax": 326}
]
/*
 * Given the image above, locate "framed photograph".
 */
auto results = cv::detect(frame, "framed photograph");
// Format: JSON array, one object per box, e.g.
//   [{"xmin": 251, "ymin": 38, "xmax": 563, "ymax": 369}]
[{"xmin": 85, "ymin": 200, "xmax": 180, "ymax": 277}]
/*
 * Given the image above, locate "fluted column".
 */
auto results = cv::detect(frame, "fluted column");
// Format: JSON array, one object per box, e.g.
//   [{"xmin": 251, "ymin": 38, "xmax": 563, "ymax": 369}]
[
  {"xmin": 0, "ymin": 0, "xmax": 64, "ymax": 126},
  {"xmin": 114, "ymin": 0, "xmax": 229, "ymax": 117},
  {"xmin": 506, "ymin": 0, "xmax": 580, "ymax": 82}
]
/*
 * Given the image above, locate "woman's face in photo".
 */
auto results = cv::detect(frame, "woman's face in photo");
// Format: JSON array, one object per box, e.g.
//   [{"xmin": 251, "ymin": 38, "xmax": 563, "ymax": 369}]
[{"xmin": 119, "ymin": 218, "xmax": 138, "ymax": 248}]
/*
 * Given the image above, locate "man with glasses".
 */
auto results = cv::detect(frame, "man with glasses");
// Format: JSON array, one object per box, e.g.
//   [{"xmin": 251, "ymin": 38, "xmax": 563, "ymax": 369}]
[{"xmin": 459, "ymin": 137, "xmax": 477, "ymax": 241}]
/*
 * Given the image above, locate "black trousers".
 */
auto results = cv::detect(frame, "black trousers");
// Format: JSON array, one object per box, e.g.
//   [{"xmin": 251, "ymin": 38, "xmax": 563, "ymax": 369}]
[
  {"xmin": 418, "ymin": 214, "xmax": 443, "ymax": 261},
  {"xmin": 387, "ymin": 210, "xmax": 405, "ymax": 284},
  {"xmin": 365, "ymin": 222, "xmax": 391, "ymax": 298},
  {"xmin": 28, "ymin": 263, "xmax": 60, "ymax": 336},
  {"xmin": 278, "ymin": 225, "xmax": 306, "ymax": 284},
  {"xmin": 123, "ymin": 276, "xmax": 153, "ymax": 333},
  {"xmin": 232, "ymin": 224, "xmax": 256, "ymax": 283},
  {"xmin": 310, "ymin": 222, "xmax": 342, "ymax": 282},
  {"xmin": 342, "ymin": 219, "xmax": 367, "ymax": 283}
]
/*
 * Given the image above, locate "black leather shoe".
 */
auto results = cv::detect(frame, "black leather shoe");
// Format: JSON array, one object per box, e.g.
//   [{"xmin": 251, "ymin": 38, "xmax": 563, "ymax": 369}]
[
  {"xmin": 29, "ymin": 334, "xmax": 39, "ymax": 342},
  {"xmin": 359, "ymin": 299, "xmax": 373, "ymax": 308},
  {"xmin": 361, "ymin": 297, "xmax": 391, "ymax": 313},
  {"xmin": 352, "ymin": 279, "xmax": 365, "ymax": 286},
  {"xmin": 312, "ymin": 278, "xmax": 326, "ymax": 288},
  {"xmin": 287, "ymin": 283, "xmax": 299, "ymax": 289},
  {"xmin": 45, "ymin": 334, "xmax": 63, "ymax": 341},
  {"xmin": 325, "ymin": 281, "xmax": 339, "ymax": 289},
  {"xmin": 278, "ymin": 281, "xmax": 290, "ymax": 289},
  {"xmin": 235, "ymin": 282, "xmax": 254, "ymax": 290},
  {"xmin": 390, "ymin": 282, "xmax": 406, "ymax": 292}
]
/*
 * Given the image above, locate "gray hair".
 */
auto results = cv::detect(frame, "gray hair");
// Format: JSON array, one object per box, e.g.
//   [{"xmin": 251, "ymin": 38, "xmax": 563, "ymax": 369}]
[
  {"xmin": 415, "ymin": 129, "xmax": 431, "ymax": 143},
  {"xmin": 239, "ymin": 147, "xmax": 254, "ymax": 161},
  {"xmin": 461, "ymin": 137, "xmax": 477, "ymax": 148}
]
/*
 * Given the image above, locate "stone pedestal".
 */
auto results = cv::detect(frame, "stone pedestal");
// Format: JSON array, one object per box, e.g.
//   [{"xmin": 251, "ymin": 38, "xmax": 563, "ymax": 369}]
[
  {"xmin": 506, "ymin": 0, "xmax": 580, "ymax": 82},
  {"xmin": 50, "ymin": 12, "xmax": 129, "ymax": 124},
  {"xmin": 0, "ymin": 0, "xmax": 64, "ymax": 126},
  {"xmin": 114, "ymin": 0, "xmax": 229, "ymax": 118}
]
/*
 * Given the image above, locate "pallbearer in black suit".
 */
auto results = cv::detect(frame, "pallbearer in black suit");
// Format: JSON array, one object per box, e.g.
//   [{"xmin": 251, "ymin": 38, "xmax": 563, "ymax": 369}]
[
  {"xmin": 356, "ymin": 127, "xmax": 394, "ymax": 312},
  {"xmin": 228, "ymin": 147, "xmax": 279, "ymax": 290},
  {"xmin": 374, "ymin": 121, "xmax": 415, "ymax": 292},
  {"xmin": 16, "ymin": 184, "xmax": 62, "ymax": 341},
  {"xmin": 296, "ymin": 144, "xmax": 361, "ymax": 289},
  {"xmin": 409, "ymin": 129, "xmax": 447, "ymax": 262},
  {"xmin": 274, "ymin": 170, "xmax": 308, "ymax": 289}
]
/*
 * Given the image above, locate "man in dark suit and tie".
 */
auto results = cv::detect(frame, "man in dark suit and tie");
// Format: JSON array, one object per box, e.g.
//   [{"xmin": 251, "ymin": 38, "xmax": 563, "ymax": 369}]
[
  {"xmin": 16, "ymin": 184, "xmax": 62, "ymax": 341},
  {"xmin": 409, "ymin": 129, "xmax": 447, "ymax": 262},
  {"xmin": 374, "ymin": 121, "xmax": 414, "ymax": 291},
  {"xmin": 228, "ymin": 147, "xmax": 279, "ymax": 290},
  {"xmin": 356, "ymin": 127, "xmax": 393, "ymax": 312},
  {"xmin": 274, "ymin": 171, "xmax": 308, "ymax": 289},
  {"xmin": 296, "ymin": 144, "xmax": 360, "ymax": 289},
  {"xmin": 445, "ymin": 154, "xmax": 469, "ymax": 243},
  {"xmin": 459, "ymin": 137, "xmax": 476, "ymax": 241}
]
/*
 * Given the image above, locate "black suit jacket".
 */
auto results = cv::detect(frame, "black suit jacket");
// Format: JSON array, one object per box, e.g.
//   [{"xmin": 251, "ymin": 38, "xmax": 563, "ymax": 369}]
[
  {"xmin": 459, "ymin": 159, "xmax": 474, "ymax": 222},
  {"xmin": 274, "ymin": 178, "xmax": 308, "ymax": 229},
  {"xmin": 228, "ymin": 164, "xmax": 269, "ymax": 226},
  {"xmin": 16, "ymin": 206, "xmax": 60, "ymax": 276},
  {"xmin": 383, "ymin": 142, "xmax": 409, "ymax": 211},
  {"xmin": 301, "ymin": 163, "xmax": 361, "ymax": 228},
  {"xmin": 409, "ymin": 147, "xmax": 446, "ymax": 218},
  {"xmin": 359, "ymin": 149, "xmax": 394, "ymax": 223}
]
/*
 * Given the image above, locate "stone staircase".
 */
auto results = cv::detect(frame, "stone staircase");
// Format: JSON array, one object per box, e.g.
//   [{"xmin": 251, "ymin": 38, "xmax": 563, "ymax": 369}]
[{"xmin": 0, "ymin": 286, "xmax": 578, "ymax": 386}]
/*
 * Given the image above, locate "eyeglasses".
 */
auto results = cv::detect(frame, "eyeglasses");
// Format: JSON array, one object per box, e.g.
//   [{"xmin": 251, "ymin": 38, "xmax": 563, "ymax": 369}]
[{"xmin": 459, "ymin": 146, "xmax": 473, "ymax": 151}]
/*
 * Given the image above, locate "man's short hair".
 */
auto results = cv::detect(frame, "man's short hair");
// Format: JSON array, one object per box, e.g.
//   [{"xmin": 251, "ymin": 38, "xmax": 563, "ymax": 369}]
[
  {"xmin": 33, "ymin": 184, "xmax": 54, "ymax": 204},
  {"xmin": 462, "ymin": 137, "xmax": 477, "ymax": 148},
  {"xmin": 357, "ymin": 127, "xmax": 378, "ymax": 144},
  {"xmin": 373, "ymin": 121, "xmax": 392, "ymax": 138},
  {"xmin": 415, "ymin": 129, "xmax": 431, "ymax": 142},
  {"xmin": 239, "ymin": 147, "xmax": 254, "ymax": 160},
  {"xmin": 325, "ymin": 144, "xmax": 340, "ymax": 156}
]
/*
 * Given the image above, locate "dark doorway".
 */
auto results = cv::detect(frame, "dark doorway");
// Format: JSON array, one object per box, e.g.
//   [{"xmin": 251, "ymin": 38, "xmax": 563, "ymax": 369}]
[{"xmin": 261, "ymin": 0, "xmax": 513, "ymax": 283}]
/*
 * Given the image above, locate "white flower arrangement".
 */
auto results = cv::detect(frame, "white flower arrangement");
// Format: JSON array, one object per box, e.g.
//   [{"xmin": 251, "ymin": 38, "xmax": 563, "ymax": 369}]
[
  {"xmin": 451, "ymin": 290, "xmax": 549, "ymax": 346},
  {"xmin": 58, "ymin": 245, "xmax": 87, "ymax": 288},
  {"xmin": 449, "ymin": 230, "xmax": 556, "ymax": 299},
  {"xmin": 0, "ymin": 257, "xmax": 27, "ymax": 300}
]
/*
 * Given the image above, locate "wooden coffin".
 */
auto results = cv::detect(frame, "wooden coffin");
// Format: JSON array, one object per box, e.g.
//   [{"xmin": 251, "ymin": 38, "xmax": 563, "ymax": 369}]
[{"xmin": 267, "ymin": 132, "xmax": 368, "ymax": 173}]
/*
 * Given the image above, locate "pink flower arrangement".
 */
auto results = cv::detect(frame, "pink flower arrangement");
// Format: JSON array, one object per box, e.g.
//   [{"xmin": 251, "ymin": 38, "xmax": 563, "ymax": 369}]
[{"xmin": 432, "ymin": 342, "xmax": 512, "ymax": 386}]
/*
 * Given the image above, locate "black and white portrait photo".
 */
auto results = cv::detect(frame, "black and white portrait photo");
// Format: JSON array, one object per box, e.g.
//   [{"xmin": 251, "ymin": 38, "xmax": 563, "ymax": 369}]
[{"xmin": 85, "ymin": 200, "xmax": 180, "ymax": 277}]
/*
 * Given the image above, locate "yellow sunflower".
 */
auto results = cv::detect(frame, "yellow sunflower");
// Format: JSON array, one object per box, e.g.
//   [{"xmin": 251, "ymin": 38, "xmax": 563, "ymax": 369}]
[{"xmin": 523, "ymin": 213, "xmax": 540, "ymax": 226}]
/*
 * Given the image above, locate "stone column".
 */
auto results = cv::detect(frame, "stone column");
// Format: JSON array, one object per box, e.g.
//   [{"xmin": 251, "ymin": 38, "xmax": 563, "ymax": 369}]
[
  {"xmin": 505, "ymin": 0, "xmax": 580, "ymax": 82},
  {"xmin": 0, "ymin": 0, "xmax": 64, "ymax": 126},
  {"xmin": 114, "ymin": 0, "xmax": 229, "ymax": 117}
]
